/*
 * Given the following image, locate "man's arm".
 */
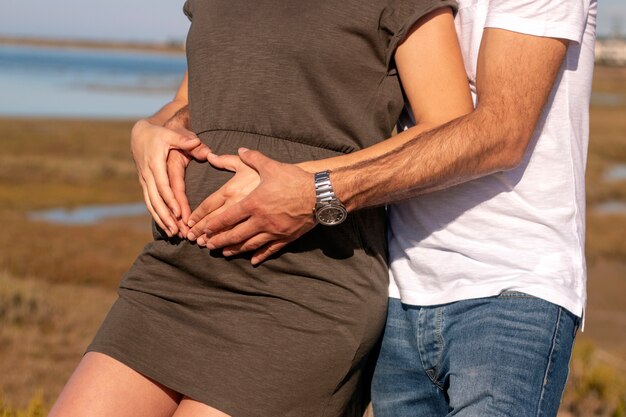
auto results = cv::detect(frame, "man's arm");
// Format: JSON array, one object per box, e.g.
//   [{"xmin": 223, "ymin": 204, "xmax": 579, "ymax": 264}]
[
  {"xmin": 185, "ymin": 7, "xmax": 472, "ymax": 250},
  {"xmin": 191, "ymin": 28, "xmax": 568, "ymax": 264},
  {"xmin": 332, "ymin": 28, "xmax": 567, "ymax": 210}
]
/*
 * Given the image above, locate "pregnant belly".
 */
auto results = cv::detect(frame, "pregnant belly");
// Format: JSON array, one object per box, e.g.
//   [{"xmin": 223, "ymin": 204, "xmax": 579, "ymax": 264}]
[
  {"xmin": 138, "ymin": 129, "xmax": 389, "ymax": 332},
  {"xmin": 184, "ymin": 156, "xmax": 234, "ymax": 211}
]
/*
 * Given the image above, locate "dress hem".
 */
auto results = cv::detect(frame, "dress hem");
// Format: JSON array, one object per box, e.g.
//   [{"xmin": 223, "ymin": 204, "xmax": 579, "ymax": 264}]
[{"xmin": 85, "ymin": 345, "xmax": 239, "ymax": 417}]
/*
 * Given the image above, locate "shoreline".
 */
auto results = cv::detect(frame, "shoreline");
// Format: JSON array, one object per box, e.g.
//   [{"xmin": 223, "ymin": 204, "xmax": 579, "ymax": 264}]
[{"xmin": 0, "ymin": 36, "xmax": 185, "ymax": 55}]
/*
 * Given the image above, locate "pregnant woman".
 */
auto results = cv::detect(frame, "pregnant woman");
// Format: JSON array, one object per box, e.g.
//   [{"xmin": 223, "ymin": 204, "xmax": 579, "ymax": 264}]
[{"xmin": 49, "ymin": 1, "xmax": 471, "ymax": 416}]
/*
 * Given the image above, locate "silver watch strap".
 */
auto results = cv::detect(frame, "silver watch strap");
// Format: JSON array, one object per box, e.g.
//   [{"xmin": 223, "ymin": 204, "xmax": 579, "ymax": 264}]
[{"xmin": 314, "ymin": 171, "xmax": 338, "ymax": 205}]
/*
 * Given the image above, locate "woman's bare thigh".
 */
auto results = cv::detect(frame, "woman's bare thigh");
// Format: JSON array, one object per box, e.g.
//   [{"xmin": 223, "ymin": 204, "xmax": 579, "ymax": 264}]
[{"xmin": 48, "ymin": 351, "xmax": 182, "ymax": 417}]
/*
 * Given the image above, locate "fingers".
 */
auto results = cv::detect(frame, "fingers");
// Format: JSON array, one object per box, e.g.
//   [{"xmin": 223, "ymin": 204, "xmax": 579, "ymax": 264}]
[
  {"xmin": 160, "ymin": 123, "xmax": 210, "ymax": 158},
  {"xmin": 138, "ymin": 160, "xmax": 177, "ymax": 237},
  {"xmin": 237, "ymin": 148, "xmax": 271, "ymax": 171},
  {"xmin": 188, "ymin": 143, "xmax": 211, "ymax": 161},
  {"xmin": 214, "ymin": 233, "xmax": 291, "ymax": 265},
  {"xmin": 193, "ymin": 202, "xmax": 240, "ymax": 246},
  {"xmin": 152, "ymin": 137, "xmax": 209, "ymax": 227},
  {"xmin": 188, "ymin": 158, "xmax": 262, "ymax": 238},
  {"xmin": 145, "ymin": 172, "xmax": 178, "ymax": 236},
  {"xmin": 166, "ymin": 128, "xmax": 202, "ymax": 150},
  {"xmin": 207, "ymin": 153, "xmax": 242, "ymax": 171},
  {"xmin": 140, "ymin": 177, "xmax": 169, "ymax": 235},
  {"xmin": 196, "ymin": 201, "xmax": 250, "ymax": 237},
  {"xmin": 204, "ymin": 219, "xmax": 261, "ymax": 250},
  {"xmin": 152, "ymin": 156, "xmax": 181, "ymax": 220},
  {"xmin": 187, "ymin": 193, "xmax": 227, "ymax": 240},
  {"xmin": 132, "ymin": 127, "xmax": 193, "ymax": 233},
  {"xmin": 251, "ymin": 240, "xmax": 291, "ymax": 265},
  {"xmin": 168, "ymin": 153, "xmax": 191, "ymax": 237},
  {"xmin": 188, "ymin": 190, "xmax": 248, "ymax": 230},
  {"xmin": 221, "ymin": 233, "xmax": 276, "ymax": 257}
]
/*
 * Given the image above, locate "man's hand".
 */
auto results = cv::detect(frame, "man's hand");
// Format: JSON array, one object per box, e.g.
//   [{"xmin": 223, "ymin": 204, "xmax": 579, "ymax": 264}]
[
  {"xmin": 187, "ymin": 148, "xmax": 317, "ymax": 265},
  {"xmin": 131, "ymin": 114, "xmax": 210, "ymax": 237},
  {"xmin": 186, "ymin": 152, "xmax": 261, "ymax": 246}
]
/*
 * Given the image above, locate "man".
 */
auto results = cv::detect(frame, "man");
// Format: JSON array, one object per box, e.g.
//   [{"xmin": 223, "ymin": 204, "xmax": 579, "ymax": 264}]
[{"xmin": 135, "ymin": 0, "xmax": 597, "ymax": 415}]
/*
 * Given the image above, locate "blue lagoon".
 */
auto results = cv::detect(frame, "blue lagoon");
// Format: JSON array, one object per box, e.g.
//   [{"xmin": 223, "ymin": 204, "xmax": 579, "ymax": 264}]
[{"xmin": 0, "ymin": 44, "xmax": 186, "ymax": 118}]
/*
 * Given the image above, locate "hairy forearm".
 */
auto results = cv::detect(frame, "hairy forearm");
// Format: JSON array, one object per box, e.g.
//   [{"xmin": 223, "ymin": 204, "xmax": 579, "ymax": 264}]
[
  {"xmin": 145, "ymin": 100, "xmax": 189, "ymax": 127},
  {"xmin": 330, "ymin": 107, "xmax": 519, "ymax": 211},
  {"xmin": 142, "ymin": 70, "xmax": 190, "ymax": 127},
  {"xmin": 307, "ymin": 30, "xmax": 568, "ymax": 212},
  {"xmin": 298, "ymin": 122, "xmax": 438, "ymax": 173},
  {"xmin": 163, "ymin": 104, "xmax": 190, "ymax": 129}
]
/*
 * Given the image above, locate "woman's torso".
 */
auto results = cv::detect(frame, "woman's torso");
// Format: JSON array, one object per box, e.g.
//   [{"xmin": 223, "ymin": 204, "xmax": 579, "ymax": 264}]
[
  {"xmin": 105, "ymin": 1, "xmax": 454, "ymax": 414},
  {"xmin": 183, "ymin": 0, "xmax": 415, "ymax": 152}
]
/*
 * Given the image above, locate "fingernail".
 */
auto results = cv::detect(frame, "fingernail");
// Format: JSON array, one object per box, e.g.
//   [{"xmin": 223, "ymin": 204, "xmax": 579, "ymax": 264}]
[
  {"xmin": 222, "ymin": 250, "xmax": 233, "ymax": 257},
  {"xmin": 197, "ymin": 237, "xmax": 206, "ymax": 246},
  {"xmin": 188, "ymin": 220, "xmax": 196, "ymax": 227},
  {"xmin": 206, "ymin": 242, "xmax": 216, "ymax": 250},
  {"xmin": 239, "ymin": 147, "xmax": 249, "ymax": 153},
  {"xmin": 188, "ymin": 232, "xmax": 196, "ymax": 241}
]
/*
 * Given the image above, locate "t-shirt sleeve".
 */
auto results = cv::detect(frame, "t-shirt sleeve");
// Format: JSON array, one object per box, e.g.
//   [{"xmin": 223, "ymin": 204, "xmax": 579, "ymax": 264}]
[
  {"xmin": 183, "ymin": 0, "xmax": 193, "ymax": 22},
  {"xmin": 383, "ymin": 0, "xmax": 459, "ymax": 68},
  {"xmin": 484, "ymin": 0, "xmax": 590, "ymax": 45}
]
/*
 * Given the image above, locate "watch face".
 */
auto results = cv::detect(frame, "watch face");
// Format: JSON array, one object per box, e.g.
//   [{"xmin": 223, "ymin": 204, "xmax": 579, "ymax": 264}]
[{"xmin": 316, "ymin": 205, "xmax": 347, "ymax": 226}]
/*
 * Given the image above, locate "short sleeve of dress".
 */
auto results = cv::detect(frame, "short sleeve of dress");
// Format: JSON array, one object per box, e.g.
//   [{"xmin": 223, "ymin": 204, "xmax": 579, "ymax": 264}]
[
  {"xmin": 183, "ymin": 0, "xmax": 193, "ymax": 21},
  {"xmin": 382, "ymin": 0, "xmax": 459, "ymax": 68}
]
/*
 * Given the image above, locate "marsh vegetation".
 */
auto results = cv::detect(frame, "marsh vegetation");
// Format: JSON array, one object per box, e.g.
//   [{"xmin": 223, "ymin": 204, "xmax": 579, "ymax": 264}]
[{"xmin": 0, "ymin": 66, "xmax": 625, "ymax": 416}]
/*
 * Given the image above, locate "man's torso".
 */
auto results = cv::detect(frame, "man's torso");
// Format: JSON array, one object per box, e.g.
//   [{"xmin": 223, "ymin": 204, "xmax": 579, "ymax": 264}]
[{"xmin": 388, "ymin": 0, "xmax": 598, "ymax": 318}]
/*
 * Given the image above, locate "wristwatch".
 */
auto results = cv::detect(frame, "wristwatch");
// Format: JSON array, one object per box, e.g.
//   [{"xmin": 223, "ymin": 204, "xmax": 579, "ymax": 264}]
[{"xmin": 314, "ymin": 170, "xmax": 347, "ymax": 226}]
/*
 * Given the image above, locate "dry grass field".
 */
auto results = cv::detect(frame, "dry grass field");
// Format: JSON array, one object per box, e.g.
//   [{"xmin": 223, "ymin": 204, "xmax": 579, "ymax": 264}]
[
  {"xmin": 0, "ymin": 66, "xmax": 625, "ymax": 415},
  {"xmin": 0, "ymin": 119, "xmax": 151, "ymax": 288},
  {"xmin": 0, "ymin": 119, "xmax": 152, "ymax": 413}
]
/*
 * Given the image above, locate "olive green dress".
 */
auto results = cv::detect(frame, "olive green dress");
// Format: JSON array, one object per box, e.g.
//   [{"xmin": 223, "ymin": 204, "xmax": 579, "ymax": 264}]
[{"xmin": 88, "ymin": 0, "xmax": 456, "ymax": 416}]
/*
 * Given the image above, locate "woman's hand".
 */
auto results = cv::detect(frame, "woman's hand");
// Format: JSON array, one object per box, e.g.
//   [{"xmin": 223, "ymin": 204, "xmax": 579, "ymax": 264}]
[{"xmin": 131, "ymin": 117, "xmax": 210, "ymax": 237}]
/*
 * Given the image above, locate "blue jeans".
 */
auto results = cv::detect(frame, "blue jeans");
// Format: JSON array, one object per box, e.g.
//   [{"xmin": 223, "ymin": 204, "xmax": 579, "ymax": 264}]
[{"xmin": 371, "ymin": 293, "xmax": 579, "ymax": 417}]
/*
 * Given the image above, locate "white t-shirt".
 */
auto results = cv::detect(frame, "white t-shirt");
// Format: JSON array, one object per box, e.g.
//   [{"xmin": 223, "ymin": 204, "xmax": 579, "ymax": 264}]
[{"xmin": 388, "ymin": 0, "xmax": 597, "ymax": 318}]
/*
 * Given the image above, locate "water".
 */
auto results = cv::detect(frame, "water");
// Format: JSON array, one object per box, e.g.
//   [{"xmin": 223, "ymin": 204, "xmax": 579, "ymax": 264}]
[
  {"xmin": 28, "ymin": 203, "xmax": 148, "ymax": 225},
  {"xmin": 0, "ymin": 45, "xmax": 186, "ymax": 118},
  {"xmin": 604, "ymin": 164, "xmax": 626, "ymax": 182}
]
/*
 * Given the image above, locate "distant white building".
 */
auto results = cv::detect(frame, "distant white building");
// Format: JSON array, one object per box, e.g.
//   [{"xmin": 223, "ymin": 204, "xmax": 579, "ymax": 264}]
[{"xmin": 595, "ymin": 38, "xmax": 626, "ymax": 66}]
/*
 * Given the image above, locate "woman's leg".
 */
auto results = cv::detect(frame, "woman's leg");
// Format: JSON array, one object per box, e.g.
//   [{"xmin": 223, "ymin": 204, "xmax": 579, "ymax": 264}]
[
  {"xmin": 171, "ymin": 397, "xmax": 231, "ymax": 417},
  {"xmin": 48, "ymin": 352, "xmax": 182, "ymax": 417}
]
